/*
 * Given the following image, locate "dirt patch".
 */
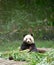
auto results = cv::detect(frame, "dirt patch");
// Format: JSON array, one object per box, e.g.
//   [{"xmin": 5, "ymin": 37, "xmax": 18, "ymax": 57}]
[{"xmin": 0, "ymin": 58, "xmax": 27, "ymax": 65}]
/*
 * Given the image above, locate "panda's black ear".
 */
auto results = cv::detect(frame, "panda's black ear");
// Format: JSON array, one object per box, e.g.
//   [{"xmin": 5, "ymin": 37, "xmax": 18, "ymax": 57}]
[
  {"xmin": 31, "ymin": 33, "xmax": 33, "ymax": 36},
  {"xmin": 23, "ymin": 34, "xmax": 27, "ymax": 37}
]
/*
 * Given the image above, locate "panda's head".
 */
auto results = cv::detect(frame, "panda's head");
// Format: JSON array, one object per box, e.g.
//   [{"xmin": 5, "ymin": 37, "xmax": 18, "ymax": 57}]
[{"xmin": 23, "ymin": 34, "xmax": 34, "ymax": 44}]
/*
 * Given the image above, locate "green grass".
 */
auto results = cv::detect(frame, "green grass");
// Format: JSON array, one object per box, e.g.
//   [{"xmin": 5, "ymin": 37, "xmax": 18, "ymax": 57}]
[
  {"xmin": 0, "ymin": 40, "xmax": 22, "ymax": 52},
  {"xmin": 0, "ymin": 40, "xmax": 54, "ymax": 52},
  {"xmin": 36, "ymin": 40, "xmax": 54, "ymax": 48},
  {"xmin": 0, "ymin": 40, "xmax": 54, "ymax": 65},
  {"xmin": 0, "ymin": 48, "xmax": 54, "ymax": 65}
]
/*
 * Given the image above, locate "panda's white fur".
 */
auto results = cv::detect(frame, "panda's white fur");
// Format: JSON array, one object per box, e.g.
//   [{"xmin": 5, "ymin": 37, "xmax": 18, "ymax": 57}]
[{"xmin": 23, "ymin": 34, "xmax": 34, "ymax": 44}]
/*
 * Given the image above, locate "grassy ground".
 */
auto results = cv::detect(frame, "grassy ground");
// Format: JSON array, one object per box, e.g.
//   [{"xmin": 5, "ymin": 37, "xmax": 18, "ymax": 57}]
[
  {"xmin": 36, "ymin": 40, "xmax": 54, "ymax": 48},
  {"xmin": 0, "ymin": 40, "xmax": 54, "ymax": 65},
  {"xmin": 0, "ymin": 46, "xmax": 54, "ymax": 65},
  {"xmin": 0, "ymin": 40, "xmax": 54, "ymax": 52}
]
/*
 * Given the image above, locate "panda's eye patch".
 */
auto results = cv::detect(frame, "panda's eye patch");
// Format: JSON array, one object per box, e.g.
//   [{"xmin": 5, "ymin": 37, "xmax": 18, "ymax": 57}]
[
  {"xmin": 26, "ymin": 38, "xmax": 27, "ymax": 40},
  {"xmin": 29, "ymin": 38, "xmax": 31, "ymax": 40}
]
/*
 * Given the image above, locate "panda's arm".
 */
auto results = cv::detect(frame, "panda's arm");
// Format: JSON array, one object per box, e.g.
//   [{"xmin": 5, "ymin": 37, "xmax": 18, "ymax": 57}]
[
  {"xmin": 20, "ymin": 43, "xmax": 28, "ymax": 50},
  {"xmin": 29, "ymin": 44, "xmax": 38, "ymax": 52}
]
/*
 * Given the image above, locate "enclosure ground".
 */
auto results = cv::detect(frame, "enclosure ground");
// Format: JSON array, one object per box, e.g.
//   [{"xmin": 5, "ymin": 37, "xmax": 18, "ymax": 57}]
[{"xmin": 0, "ymin": 58, "xmax": 27, "ymax": 65}]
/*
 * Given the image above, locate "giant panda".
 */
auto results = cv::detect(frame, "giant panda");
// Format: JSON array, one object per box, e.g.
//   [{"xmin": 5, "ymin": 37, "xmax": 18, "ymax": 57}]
[{"xmin": 20, "ymin": 34, "xmax": 38, "ymax": 52}]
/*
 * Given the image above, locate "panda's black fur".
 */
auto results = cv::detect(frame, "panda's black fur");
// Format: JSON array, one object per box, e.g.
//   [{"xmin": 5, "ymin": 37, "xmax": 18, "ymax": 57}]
[{"xmin": 20, "ymin": 34, "xmax": 38, "ymax": 52}]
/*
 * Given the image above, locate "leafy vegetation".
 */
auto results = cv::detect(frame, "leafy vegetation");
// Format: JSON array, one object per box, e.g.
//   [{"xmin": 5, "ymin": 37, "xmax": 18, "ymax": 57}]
[
  {"xmin": 0, "ymin": 0, "xmax": 54, "ymax": 40},
  {"xmin": 0, "ymin": 47, "xmax": 54, "ymax": 65},
  {"xmin": 0, "ymin": 39, "xmax": 54, "ymax": 65}
]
